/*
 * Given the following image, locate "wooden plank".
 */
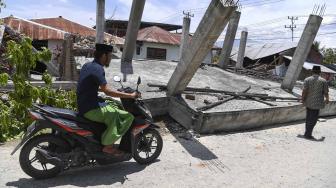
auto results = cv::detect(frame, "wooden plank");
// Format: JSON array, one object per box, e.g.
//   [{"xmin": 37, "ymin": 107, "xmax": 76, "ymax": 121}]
[
  {"xmin": 148, "ymin": 83, "xmax": 299, "ymax": 101},
  {"xmin": 248, "ymin": 97, "xmax": 277, "ymax": 107},
  {"xmin": 147, "ymin": 83, "xmax": 268, "ymax": 97}
]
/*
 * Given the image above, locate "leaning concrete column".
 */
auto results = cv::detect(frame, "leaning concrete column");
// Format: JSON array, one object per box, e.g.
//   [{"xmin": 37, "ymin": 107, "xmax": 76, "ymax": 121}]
[
  {"xmin": 121, "ymin": 0, "xmax": 146, "ymax": 77},
  {"xmin": 219, "ymin": 11, "xmax": 241, "ymax": 69},
  {"xmin": 96, "ymin": 0, "xmax": 105, "ymax": 44},
  {"xmin": 236, "ymin": 30, "xmax": 248, "ymax": 69},
  {"xmin": 179, "ymin": 16, "xmax": 191, "ymax": 61},
  {"xmin": 167, "ymin": 0, "xmax": 236, "ymax": 96},
  {"xmin": 281, "ymin": 15, "xmax": 323, "ymax": 91}
]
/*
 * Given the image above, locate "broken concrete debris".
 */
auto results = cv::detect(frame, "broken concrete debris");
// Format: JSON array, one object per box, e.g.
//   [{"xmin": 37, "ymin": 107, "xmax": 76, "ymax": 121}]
[
  {"xmin": 148, "ymin": 83, "xmax": 300, "ymax": 111},
  {"xmin": 196, "ymin": 86, "xmax": 251, "ymax": 111},
  {"xmin": 185, "ymin": 94, "xmax": 196, "ymax": 101}
]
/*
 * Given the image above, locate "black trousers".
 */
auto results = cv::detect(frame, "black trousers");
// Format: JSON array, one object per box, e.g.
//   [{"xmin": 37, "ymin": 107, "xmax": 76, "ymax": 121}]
[{"xmin": 305, "ymin": 108, "xmax": 320, "ymax": 137}]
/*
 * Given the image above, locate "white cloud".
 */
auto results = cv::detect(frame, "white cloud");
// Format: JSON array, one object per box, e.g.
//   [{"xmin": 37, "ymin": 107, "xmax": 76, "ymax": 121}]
[{"xmin": 1, "ymin": 0, "xmax": 335, "ymax": 47}]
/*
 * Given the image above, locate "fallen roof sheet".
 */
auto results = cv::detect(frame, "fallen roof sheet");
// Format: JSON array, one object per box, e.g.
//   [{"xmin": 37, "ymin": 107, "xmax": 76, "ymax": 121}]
[
  {"xmin": 284, "ymin": 56, "xmax": 336, "ymax": 74},
  {"xmin": 231, "ymin": 42, "xmax": 298, "ymax": 61}
]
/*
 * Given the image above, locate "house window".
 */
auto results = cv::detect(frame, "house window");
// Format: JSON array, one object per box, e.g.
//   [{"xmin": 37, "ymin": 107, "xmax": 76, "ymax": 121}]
[
  {"xmin": 147, "ymin": 47, "xmax": 167, "ymax": 60},
  {"xmin": 136, "ymin": 46, "xmax": 141, "ymax": 55}
]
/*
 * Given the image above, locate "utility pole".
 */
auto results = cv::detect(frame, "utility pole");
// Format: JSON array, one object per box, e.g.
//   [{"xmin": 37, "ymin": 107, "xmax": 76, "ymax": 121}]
[
  {"xmin": 179, "ymin": 11, "xmax": 193, "ymax": 61},
  {"xmin": 285, "ymin": 16, "xmax": 298, "ymax": 42},
  {"xmin": 183, "ymin": 11, "xmax": 194, "ymax": 19}
]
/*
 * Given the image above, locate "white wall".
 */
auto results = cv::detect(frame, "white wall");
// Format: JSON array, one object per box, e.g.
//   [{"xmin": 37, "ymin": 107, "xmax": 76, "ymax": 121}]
[{"xmin": 133, "ymin": 42, "xmax": 212, "ymax": 64}]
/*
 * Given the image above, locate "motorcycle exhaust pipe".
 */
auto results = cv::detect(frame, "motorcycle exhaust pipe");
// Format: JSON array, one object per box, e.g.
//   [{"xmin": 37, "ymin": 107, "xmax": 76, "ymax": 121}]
[{"xmin": 35, "ymin": 149, "xmax": 64, "ymax": 168}]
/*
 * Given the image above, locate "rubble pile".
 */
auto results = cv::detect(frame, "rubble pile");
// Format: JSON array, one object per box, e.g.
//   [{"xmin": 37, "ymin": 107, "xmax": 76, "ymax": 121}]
[
  {"xmin": 235, "ymin": 68, "xmax": 282, "ymax": 82},
  {"xmin": 73, "ymin": 34, "xmax": 121, "ymax": 58},
  {"xmin": 73, "ymin": 34, "xmax": 119, "ymax": 51}
]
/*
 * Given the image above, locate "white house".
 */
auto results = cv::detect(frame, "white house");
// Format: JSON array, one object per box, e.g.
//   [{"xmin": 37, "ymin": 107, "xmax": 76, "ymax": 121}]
[{"xmin": 133, "ymin": 26, "xmax": 212, "ymax": 64}]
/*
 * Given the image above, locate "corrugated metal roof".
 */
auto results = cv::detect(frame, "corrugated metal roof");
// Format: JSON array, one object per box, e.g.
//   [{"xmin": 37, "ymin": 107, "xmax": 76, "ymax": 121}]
[
  {"xmin": 231, "ymin": 42, "xmax": 298, "ymax": 61},
  {"xmin": 3, "ymin": 16, "xmax": 124, "ymax": 45},
  {"xmin": 137, "ymin": 26, "xmax": 181, "ymax": 45},
  {"xmin": 31, "ymin": 17, "xmax": 124, "ymax": 45},
  {"xmin": 32, "ymin": 17, "xmax": 96, "ymax": 37},
  {"xmin": 284, "ymin": 56, "xmax": 336, "ymax": 74},
  {"xmin": 3, "ymin": 16, "xmax": 67, "ymax": 40}
]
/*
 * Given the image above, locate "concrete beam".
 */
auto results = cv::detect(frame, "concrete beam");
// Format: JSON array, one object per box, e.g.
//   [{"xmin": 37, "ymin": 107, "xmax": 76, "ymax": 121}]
[
  {"xmin": 167, "ymin": 0, "xmax": 236, "ymax": 96},
  {"xmin": 121, "ymin": 0, "xmax": 146, "ymax": 75},
  {"xmin": 218, "ymin": 11, "xmax": 241, "ymax": 69},
  {"xmin": 236, "ymin": 31, "xmax": 248, "ymax": 69},
  {"xmin": 179, "ymin": 17, "xmax": 191, "ymax": 61},
  {"xmin": 96, "ymin": 0, "xmax": 105, "ymax": 44},
  {"xmin": 281, "ymin": 15, "xmax": 323, "ymax": 91}
]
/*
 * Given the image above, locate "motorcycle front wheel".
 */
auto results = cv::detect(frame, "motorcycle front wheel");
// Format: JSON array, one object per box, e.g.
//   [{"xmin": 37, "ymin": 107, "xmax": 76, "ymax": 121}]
[
  {"xmin": 19, "ymin": 134, "xmax": 70, "ymax": 179},
  {"xmin": 133, "ymin": 129, "xmax": 163, "ymax": 165}
]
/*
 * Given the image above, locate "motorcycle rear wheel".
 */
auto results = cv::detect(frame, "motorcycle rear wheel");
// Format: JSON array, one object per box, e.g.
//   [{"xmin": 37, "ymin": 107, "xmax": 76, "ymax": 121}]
[
  {"xmin": 133, "ymin": 129, "xmax": 163, "ymax": 165},
  {"xmin": 19, "ymin": 134, "xmax": 70, "ymax": 179}
]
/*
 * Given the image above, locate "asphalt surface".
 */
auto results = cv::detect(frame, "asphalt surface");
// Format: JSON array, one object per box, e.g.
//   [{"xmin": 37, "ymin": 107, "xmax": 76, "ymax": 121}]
[{"xmin": 1, "ymin": 117, "xmax": 336, "ymax": 188}]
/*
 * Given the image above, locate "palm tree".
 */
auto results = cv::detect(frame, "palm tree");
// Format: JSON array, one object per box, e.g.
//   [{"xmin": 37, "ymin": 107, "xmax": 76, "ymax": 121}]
[{"xmin": 312, "ymin": 41, "xmax": 325, "ymax": 54}]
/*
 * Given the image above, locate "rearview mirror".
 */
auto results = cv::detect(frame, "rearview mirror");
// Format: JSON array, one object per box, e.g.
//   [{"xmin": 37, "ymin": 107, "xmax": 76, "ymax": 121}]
[
  {"xmin": 113, "ymin": 76, "xmax": 121, "ymax": 82},
  {"xmin": 137, "ymin": 76, "xmax": 141, "ymax": 85}
]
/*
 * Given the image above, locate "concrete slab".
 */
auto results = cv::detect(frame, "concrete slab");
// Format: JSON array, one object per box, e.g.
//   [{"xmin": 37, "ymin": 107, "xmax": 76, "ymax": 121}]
[{"xmin": 76, "ymin": 59, "xmax": 336, "ymax": 133}]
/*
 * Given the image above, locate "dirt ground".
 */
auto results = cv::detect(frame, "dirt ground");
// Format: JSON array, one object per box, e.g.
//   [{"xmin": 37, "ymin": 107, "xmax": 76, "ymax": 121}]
[{"xmin": 1, "ymin": 116, "xmax": 336, "ymax": 188}]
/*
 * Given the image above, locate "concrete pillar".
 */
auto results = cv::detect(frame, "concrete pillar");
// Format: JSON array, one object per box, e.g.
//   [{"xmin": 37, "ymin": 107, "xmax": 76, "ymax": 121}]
[
  {"xmin": 167, "ymin": 0, "xmax": 236, "ymax": 96},
  {"xmin": 281, "ymin": 15, "xmax": 323, "ymax": 91},
  {"xmin": 96, "ymin": 0, "xmax": 105, "ymax": 44},
  {"xmin": 236, "ymin": 31, "xmax": 248, "ymax": 69},
  {"xmin": 179, "ymin": 17, "xmax": 191, "ymax": 61},
  {"xmin": 219, "ymin": 11, "xmax": 241, "ymax": 69},
  {"xmin": 121, "ymin": 0, "xmax": 146, "ymax": 65}
]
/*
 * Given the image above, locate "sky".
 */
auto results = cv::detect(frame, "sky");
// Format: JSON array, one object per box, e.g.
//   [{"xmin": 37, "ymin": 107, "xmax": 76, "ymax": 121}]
[{"xmin": 1, "ymin": 0, "xmax": 335, "ymax": 48}]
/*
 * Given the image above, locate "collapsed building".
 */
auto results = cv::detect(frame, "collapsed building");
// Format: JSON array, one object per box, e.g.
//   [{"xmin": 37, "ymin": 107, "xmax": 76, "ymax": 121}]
[
  {"xmin": 1, "ymin": 0, "xmax": 335, "ymax": 134},
  {"xmin": 226, "ymin": 43, "xmax": 336, "ymax": 82},
  {"xmin": 103, "ymin": 0, "xmax": 335, "ymax": 133}
]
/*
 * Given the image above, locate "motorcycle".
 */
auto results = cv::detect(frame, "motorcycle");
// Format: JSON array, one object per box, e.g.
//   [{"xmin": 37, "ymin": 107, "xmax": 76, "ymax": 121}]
[{"xmin": 11, "ymin": 76, "xmax": 163, "ymax": 179}]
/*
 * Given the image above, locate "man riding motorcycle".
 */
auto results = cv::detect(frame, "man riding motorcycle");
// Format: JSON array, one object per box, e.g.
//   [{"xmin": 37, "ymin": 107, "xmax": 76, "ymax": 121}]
[{"xmin": 76, "ymin": 43, "xmax": 139, "ymax": 156}]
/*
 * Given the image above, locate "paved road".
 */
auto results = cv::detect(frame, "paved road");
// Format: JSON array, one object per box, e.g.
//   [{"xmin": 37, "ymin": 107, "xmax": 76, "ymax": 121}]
[{"xmin": 1, "ymin": 117, "xmax": 336, "ymax": 188}]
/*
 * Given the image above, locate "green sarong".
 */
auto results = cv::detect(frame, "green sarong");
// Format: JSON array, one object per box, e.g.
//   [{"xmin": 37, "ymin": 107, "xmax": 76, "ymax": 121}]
[{"xmin": 84, "ymin": 101, "xmax": 134, "ymax": 146}]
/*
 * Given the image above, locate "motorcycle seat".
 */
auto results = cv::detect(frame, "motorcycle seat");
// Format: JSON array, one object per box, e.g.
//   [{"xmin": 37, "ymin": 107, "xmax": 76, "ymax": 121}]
[{"xmin": 40, "ymin": 105, "xmax": 107, "ymax": 138}]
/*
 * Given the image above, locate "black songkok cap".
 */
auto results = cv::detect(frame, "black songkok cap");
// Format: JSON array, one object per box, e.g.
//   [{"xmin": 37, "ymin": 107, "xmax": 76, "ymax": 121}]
[
  {"xmin": 95, "ymin": 43, "xmax": 113, "ymax": 53},
  {"xmin": 312, "ymin": 65, "xmax": 321, "ymax": 73}
]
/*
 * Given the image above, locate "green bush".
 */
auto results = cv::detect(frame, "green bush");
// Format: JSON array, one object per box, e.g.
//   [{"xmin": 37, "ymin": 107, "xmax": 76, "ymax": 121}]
[{"xmin": 0, "ymin": 38, "xmax": 77, "ymax": 142}]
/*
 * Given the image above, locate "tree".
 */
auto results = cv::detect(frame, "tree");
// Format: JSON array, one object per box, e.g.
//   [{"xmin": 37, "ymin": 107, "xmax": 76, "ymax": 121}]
[
  {"xmin": 312, "ymin": 41, "xmax": 325, "ymax": 54},
  {"xmin": 322, "ymin": 48, "xmax": 336, "ymax": 64},
  {"xmin": 0, "ymin": 0, "xmax": 5, "ymax": 13},
  {"xmin": 0, "ymin": 38, "xmax": 77, "ymax": 142}
]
